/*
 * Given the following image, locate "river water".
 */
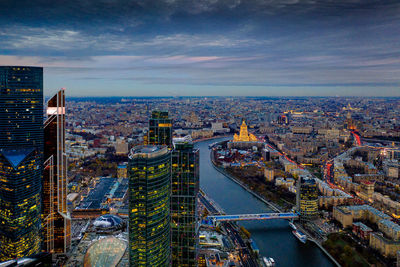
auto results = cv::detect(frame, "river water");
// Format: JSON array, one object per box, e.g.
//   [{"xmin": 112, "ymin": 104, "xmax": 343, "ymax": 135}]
[{"xmin": 195, "ymin": 138, "xmax": 334, "ymax": 267}]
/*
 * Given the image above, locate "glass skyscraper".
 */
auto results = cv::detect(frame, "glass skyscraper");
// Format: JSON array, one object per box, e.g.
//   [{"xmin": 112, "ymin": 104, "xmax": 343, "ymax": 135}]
[
  {"xmin": 297, "ymin": 176, "xmax": 318, "ymax": 221},
  {"xmin": 43, "ymin": 89, "xmax": 71, "ymax": 254},
  {"xmin": 171, "ymin": 137, "xmax": 199, "ymax": 267},
  {"xmin": 148, "ymin": 111, "xmax": 172, "ymax": 148},
  {"xmin": 0, "ymin": 66, "xmax": 43, "ymax": 260},
  {"xmin": 128, "ymin": 145, "xmax": 171, "ymax": 267}
]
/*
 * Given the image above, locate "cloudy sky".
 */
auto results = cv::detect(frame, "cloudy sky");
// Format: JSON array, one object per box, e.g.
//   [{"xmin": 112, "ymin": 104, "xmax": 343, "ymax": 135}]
[{"xmin": 1, "ymin": 0, "xmax": 399, "ymax": 97}]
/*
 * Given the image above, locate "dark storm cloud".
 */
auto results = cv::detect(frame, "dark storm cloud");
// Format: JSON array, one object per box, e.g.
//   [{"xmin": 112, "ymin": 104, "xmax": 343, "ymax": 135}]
[{"xmin": 0, "ymin": 0, "xmax": 399, "ymax": 96}]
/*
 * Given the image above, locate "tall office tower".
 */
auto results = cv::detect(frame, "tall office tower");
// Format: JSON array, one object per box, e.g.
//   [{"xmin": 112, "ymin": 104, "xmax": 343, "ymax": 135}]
[
  {"xmin": 128, "ymin": 145, "xmax": 171, "ymax": 266},
  {"xmin": 43, "ymin": 89, "xmax": 71, "ymax": 254},
  {"xmin": 277, "ymin": 114, "xmax": 289, "ymax": 125},
  {"xmin": 171, "ymin": 136, "xmax": 200, "ymax": 267},
  {"xmin": 0, "ymin": 66, "xmax": 44, "ymax": 260},
  {"xmin": 148, "ymin": 111, "xmax": 172, "ymax": 148},
  {"xmin": 296, "ymin": 176, "xmax": 318, "ymax": 222}
]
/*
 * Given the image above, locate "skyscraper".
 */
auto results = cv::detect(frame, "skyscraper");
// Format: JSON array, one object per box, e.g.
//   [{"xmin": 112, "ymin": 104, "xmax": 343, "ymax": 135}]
[
  {"xmin": 148, "ymin": 111, "xmax": 172, "ymax": 148},
  {"xmin": 296, "ymin": 176, "xmax": 318, "ymax": 221},
  {"xmin": 128, "ymin": 145, "xmax": 171, "ymax": 266},
  {"xmin": 0, "ymin": 66, "xmax": 44, "ymax": 260},
  {"xmin": 171, "ymin": 136, "xmax": 199, "ymax": 266},
  {"xmin": 43, "ymin": 89, "xmax": 71, "ymax": 254}
]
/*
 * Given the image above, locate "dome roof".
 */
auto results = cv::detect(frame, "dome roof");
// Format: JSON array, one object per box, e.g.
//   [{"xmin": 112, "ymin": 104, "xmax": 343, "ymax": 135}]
[
  {"xmin": 84, "ymin": 237, "xmax": 127, "ymax": 267},
  {"xmin": 93, "ymin": 214, "xmax": 123, "ymax": 228}
]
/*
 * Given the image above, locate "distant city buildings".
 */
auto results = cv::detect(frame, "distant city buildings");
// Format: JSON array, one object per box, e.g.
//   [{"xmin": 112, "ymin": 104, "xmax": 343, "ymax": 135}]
[
  {"xmin": 0, "ymin": 66, "xmax": 44, "ymax": 260},
  {"xmin": 115, "ymin": 138, "xmax": 129, "ymax": 155},
  {"xmin": 0, "ymin": 92, "xmax": 392, "ymax": 264},
  {"xmin": 117, "ymin": 163, "xmax": 128, "ymax": 178},
  {"xmin": 128, "ymin": 145, "xmax": 171, "ymax": 266}
]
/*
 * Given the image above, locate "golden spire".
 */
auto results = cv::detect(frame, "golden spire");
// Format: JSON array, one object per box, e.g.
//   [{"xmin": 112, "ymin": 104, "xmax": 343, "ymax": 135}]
[{"xmin": 233, "ymin": 120, "xmax": 258, "ymax": 142}]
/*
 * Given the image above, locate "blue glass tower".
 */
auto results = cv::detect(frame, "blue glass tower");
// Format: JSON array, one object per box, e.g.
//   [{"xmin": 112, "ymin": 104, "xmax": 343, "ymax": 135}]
[{"xmin": 0, "ymin": 66, "xmax": 44, "ymax": 260}]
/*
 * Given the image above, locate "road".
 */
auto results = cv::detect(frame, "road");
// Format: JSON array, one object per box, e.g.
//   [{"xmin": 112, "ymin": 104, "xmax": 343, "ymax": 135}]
[
  {"xmin": 199, "ymin": 192, "xmax": 219, "ymax": 214},
  {"xmin": 224, "ymin": 222, "xmax": 258, "ymax": 267},
  {"xmin": 199, "ymin": 192, "xmax": 258, "ymax": 267}
]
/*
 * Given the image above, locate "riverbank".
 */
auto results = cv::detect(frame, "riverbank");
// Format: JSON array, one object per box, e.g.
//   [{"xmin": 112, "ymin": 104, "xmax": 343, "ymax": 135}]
[
  {"xmin": 210, "ymin": 148, "xmax": 282, "ymax": 213},
  {"xmin": 209, "ymin": 142, "xmax": 341, "ymax": 267},
  {"xmin": 199, "ymin": 189, "xmax": 261, "ymax": 266},
  {"xmin": 197, "ymin": 138, "xmax": 336, "ymax": 266},
  {"xmin": 192, "ymin": 134, "xmax": 233, "ymax": 144}
]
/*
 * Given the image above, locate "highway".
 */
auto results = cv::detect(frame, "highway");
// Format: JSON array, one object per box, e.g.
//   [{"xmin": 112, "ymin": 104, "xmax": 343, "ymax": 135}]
[
  {"xmin": 225, "ymin": 222, "xmax": 258, "ymax": 267},
  {"xmin": 199, "ymin": 192, "xmax": 219, "ymax": 214}
]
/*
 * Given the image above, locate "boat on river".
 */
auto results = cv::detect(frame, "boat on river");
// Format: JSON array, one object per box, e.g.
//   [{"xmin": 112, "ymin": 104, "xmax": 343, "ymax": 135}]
[{"xmin": 292, "ymin": 230, "xmax": 307, "ymax": 244}]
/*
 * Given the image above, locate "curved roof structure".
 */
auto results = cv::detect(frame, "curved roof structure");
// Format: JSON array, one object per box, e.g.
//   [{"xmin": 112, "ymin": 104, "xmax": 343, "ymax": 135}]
[
  {"xmin": 83, "ymin": 237, "xmax": 127, "ymax": 267},
  {"xmin": 93, "ymin": 214, "xmax": 123, "ymax": 229}
]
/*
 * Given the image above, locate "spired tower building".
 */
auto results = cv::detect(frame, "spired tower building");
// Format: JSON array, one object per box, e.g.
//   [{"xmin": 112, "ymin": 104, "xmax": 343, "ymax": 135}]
[
  {"xmin": 43, "ymin": 89, "xmax": 71, "ymax": 254},
  {"xmin": 128, "ymin": 145, "xmax": 171, "ymax": 266},
  {"xmin": 0, "ymin": 66, "xmax": 44, "ymax": 260},
  {"xmin": 233, "ymin": 120, "xmax": 258, "ymax": 142}
]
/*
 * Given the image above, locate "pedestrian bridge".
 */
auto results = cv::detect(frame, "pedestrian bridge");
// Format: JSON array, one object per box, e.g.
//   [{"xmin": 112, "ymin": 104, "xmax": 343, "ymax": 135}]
[{"xmin": 207, "ymin": 212, "xmax": 298, "ymax": 222}]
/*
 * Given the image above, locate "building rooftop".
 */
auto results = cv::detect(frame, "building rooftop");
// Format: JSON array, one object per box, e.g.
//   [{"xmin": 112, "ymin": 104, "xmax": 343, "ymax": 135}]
[
  {"xmin": 93, "ymin": 214, "xmax": 124, "ymax": 229},
  {"xmin": 353, "ymin": 222, "xmax": 372, "ymax": 232},
  {"xmin": 341, "ymin": 205, "xmax": 391, "ymax": 220},
  {"xmin": 379, "ymin": 219, "xmax": 400, "ymax": 232},
  {"xmin": 0, "ymin": 148, "xmax": 35, "ymax": 168},
  {"xmin": 128, "ymin": 145, "xmax": 168, "ymax": 159},
  {"xmin": 83, "ymin": 237, "xmax": 127, "ymax": 267}
]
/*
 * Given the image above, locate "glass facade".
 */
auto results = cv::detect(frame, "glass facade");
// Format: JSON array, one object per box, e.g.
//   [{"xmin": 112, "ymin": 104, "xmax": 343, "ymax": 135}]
[
  {"xmin": 43, "ymin": 89, "xmax": 71, "ymax": 254},
  {"xmin": 0, "ymin": 66, "xmax": 43, "ymax": 261},
  {"xmin": 298, "ymin": 176, "xmax": 318, "ymax": 221},
  {"xmin": 83, "ymin": 237, "xmax": 127, "ymax": 267},
  {"xmin": 128, "ymin": 145, "xmax": 171, "ymax": 267},
  {"xmin": 148, "ymin": 111, "xmax": 172, "ymax": 148},
  {"xmin": 171, "ymin": 140, "xmax": 199, "ymax": 267}
]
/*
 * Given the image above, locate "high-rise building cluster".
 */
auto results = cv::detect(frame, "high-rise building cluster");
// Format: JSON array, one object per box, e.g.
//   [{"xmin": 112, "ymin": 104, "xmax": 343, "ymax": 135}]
[
  {"xmin": 128, "ymin": 111, "xmax": 199, "ymax": 266},
  {"xmin": 0, "ymin": 66, "xmax": 70, "ymax": 262}
]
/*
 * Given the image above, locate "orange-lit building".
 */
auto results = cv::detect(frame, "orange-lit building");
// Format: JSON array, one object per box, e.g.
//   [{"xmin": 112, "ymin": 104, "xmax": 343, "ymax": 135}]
[{"xmin": 43, "ymin": 89, "xmax": 71, "ymax": 254}]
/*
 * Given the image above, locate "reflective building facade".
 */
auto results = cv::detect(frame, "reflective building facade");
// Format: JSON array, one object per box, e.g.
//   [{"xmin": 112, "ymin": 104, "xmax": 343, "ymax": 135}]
[
  {"xmin": 43, "ymin": 89, "xmax": 71, "ymax": 254},
  {"xmin": 171, "ymin": 137, "xmax": 199, "ymax": 266},
  {"xmin": 297, "ymin": 176, "xmax": 318, "ymax": 221},
  {"xmin": 128, "ymin": 145, "xmax": 171, "ymax": 266},
  {"xmin": 148, "ymin": 111, "xmax": 172, "ymax": 148},
  {"xmin": 0, "ymin": 66, "xmax": 43, "ymax": 260}
]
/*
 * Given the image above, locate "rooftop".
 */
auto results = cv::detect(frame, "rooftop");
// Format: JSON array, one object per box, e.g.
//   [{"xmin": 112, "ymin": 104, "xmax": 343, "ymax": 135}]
[
  {"xmin": 128, "ymin": 145, "xmax": 168, "ymax": 159},
  {"xmin": 83, "ymin": 237, "xmax": 127, "ymax": 267},
  {"xmin": 379, "ymin": 219, "xmax": 400, "ymax": 232},
  {"xmin": 93, "ymin": 214, "xmax": 124, "ymax": 229}
]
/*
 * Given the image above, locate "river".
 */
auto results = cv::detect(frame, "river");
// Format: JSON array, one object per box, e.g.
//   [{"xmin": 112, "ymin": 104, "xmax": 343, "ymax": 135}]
[{"xmin": 195, "ymin": 137, "xmax": 334, "ymax": 267}]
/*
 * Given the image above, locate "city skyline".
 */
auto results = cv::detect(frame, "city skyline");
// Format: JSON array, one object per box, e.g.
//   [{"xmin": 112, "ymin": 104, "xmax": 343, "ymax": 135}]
[
  {"xmin": 1, "ymin": 1, "xmax": 399, "ymax": 97},
  {"xmin": 1, "ymin": 68, "xmax": 400, "ymax": 265}
]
